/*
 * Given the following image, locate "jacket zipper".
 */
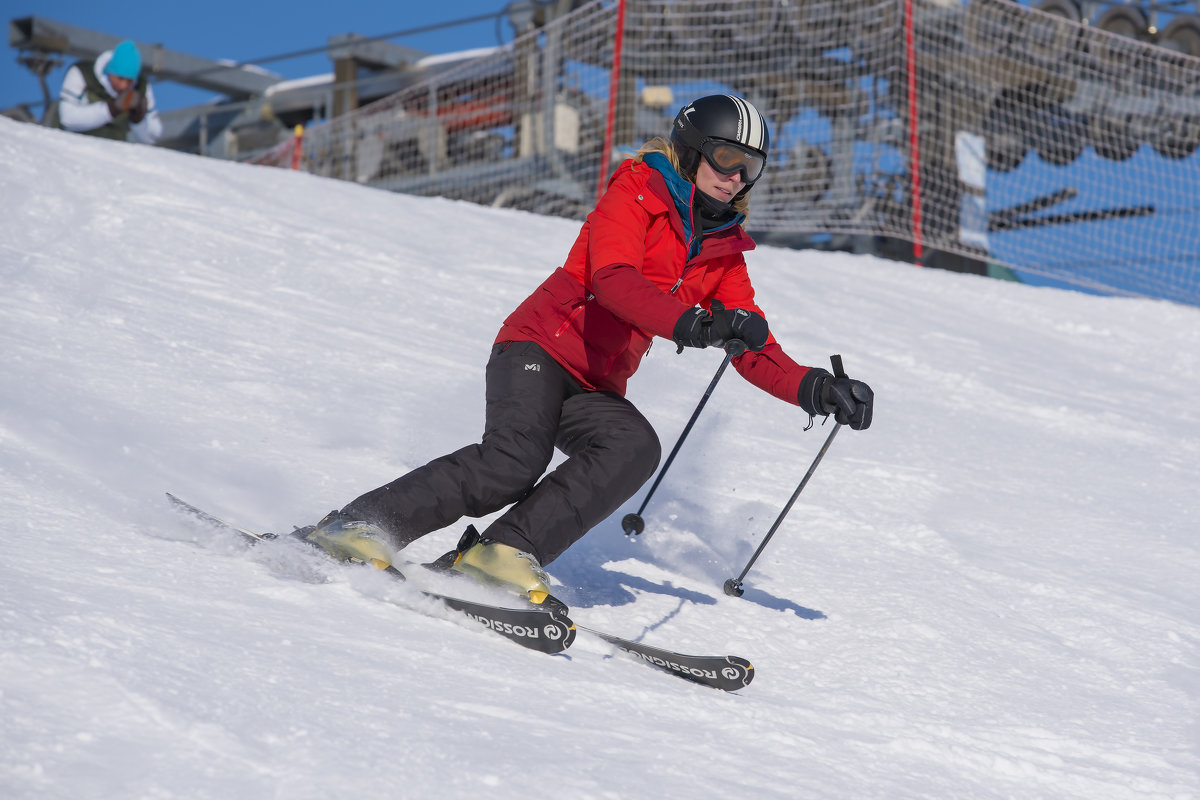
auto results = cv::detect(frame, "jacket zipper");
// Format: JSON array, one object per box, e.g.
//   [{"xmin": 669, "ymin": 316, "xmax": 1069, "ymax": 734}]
[
  {"xmin": 554, "ymin": 292, "xmax": 595, "ymax": 338},
  {"xmin": 555, "ymin": 303, "xmax": 584, "ymax": 337},
  {"xmin": 601, "ymin": 329, "xmax": 633, "ymax": 377}
]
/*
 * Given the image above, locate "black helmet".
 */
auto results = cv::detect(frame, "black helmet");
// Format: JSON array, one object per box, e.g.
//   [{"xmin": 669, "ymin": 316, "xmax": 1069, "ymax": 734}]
[{"xmin": 670, "ymin": 94, "xmax": 771, "ymax": 188}]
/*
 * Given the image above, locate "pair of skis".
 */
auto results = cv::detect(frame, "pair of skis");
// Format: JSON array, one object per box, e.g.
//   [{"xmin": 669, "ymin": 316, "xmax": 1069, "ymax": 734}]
[{"xmin": 166, "ymin": 494, "xmax": 754, "ymax": 692}]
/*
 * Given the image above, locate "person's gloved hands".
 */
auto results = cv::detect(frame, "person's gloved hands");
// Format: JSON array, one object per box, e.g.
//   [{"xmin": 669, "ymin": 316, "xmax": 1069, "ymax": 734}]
[
  {"xmin": 797, "ymin": 368, "xmax": 874, "ymax": 430},
  {"xmin": 127, "ymin": 90, "xmax": 148, "ymax": 123},
  {"xmin": 106, "ymin": 89, "xmax": 144, "ymax": 120},
  {"xmin": 673, "ymin": 305, "xmax": 769, "ymax": 353}
]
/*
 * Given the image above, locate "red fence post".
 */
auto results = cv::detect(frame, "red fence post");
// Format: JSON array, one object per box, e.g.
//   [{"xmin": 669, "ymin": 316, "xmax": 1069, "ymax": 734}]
[
  {"xmin": 904, "ymin": 0, "xmax": 924, "ymax": 265},
  {"xmin": 595, "ymin": 0, "xmax": 628, "ymax": 205}
]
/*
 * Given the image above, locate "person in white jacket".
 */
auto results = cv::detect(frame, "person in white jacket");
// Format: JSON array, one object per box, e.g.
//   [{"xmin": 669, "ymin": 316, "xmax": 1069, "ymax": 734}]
[{"xmin": 57, "ymin": 40, "xmax": 162, "ymax": 144}]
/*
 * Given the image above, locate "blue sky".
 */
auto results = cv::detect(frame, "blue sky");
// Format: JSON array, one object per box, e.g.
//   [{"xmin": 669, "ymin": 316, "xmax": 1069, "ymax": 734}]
[{"xmin": 1, "ymin": 1, "xmax": 516, "ymax": 113}]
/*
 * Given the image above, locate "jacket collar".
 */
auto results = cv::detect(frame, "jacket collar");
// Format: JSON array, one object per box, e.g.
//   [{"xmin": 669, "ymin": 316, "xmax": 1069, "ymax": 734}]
[{"xmin": 636, "ymin": 154, "xmax": 753, "ymax": 261}]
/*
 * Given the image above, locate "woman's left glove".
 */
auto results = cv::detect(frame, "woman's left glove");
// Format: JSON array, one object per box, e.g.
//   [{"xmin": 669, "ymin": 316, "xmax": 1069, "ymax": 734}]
[
  {"xmin": 797, "ymin": 368, "xmax": 874, "ymax": 430},
  {"xmin": 673, "ymin": 306, "xmax": 768, "ymax": 353}
]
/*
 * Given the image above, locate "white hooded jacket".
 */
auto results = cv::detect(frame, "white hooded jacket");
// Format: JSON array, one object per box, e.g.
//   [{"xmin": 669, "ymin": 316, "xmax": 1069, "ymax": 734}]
[{"xmin": 58, "ymin": 48, "xmax": 163, "ymax": 144}]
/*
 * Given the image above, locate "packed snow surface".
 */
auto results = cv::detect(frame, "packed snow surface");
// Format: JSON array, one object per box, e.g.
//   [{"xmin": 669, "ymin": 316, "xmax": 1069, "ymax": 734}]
[{"xmin": 1, "ymin": 118, "xmax": 1198, "ymax": 799}]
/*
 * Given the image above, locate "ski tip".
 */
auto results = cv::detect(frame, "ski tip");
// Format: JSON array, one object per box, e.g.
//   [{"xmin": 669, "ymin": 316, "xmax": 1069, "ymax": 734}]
[
  {"xmin": 556, "ymin": 619, "xmax": 578, "ymax": 651},
  {"xmin": 730, "ymin": 657, "xmax": 755, "ymax": 689},
  {"xmin": 701, "ymin": 656, "xmax": 754, "ymax": 692}
]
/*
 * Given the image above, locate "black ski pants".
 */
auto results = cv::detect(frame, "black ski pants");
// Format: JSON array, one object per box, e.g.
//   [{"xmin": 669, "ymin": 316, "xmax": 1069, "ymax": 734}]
[{"xmin": 342, "ymin": 340, "xmax": 661, "ymax": 565}]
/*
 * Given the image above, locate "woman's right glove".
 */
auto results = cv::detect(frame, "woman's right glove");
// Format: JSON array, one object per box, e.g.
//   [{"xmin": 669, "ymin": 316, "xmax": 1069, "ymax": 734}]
[{"xmin": 797, "ymin": 368, "xmax": 874, "ymax": 430}]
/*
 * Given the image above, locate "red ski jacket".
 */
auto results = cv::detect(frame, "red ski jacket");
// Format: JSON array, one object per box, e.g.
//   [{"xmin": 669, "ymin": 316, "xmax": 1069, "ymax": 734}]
[{"xmin": 496, "ymin": 158, "xmax": 812, "ymax": 402}]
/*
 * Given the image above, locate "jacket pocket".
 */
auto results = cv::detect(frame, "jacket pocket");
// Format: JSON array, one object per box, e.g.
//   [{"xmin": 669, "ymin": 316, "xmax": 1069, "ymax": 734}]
[
  {"xmin": 538, "ymin": 269, "xmax": 589, "ymax": 337},
  {"xmin": 540, "ymin": 270, "xmax": 632, "ymax": 378}
]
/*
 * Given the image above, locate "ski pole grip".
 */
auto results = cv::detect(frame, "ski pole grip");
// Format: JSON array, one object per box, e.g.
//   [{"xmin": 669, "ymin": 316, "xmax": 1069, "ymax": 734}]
[
  {"xmin": 708, "ymin": 300, "xmax": 747, "ymax": 356},
  {"xmin": 831, "ymin": 354, "xmax": 845, "ymax": 378}
]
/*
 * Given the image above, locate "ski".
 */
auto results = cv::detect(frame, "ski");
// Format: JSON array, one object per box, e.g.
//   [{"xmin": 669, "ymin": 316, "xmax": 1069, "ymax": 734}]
[
  {"xmin": 422, "ymin": 573, "xmax": 755, "ymax": 690},
  {"xmin": 167, "ymin": 493, "xmax": 275, "ymax": 543},
  {"xmin": 576, "ymin": 625, "xmax": 754, "ymax": 691},
  {"xmin": 166, "ymin": 493, "xmax": 755, "ymax": 690},
  {"xmin": 165, "ymin": 493, "xmax": 575, "ymax": 654}
]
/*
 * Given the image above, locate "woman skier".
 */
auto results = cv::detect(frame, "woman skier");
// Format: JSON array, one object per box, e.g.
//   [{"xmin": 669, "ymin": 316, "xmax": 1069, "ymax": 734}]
[{"xmin": 303, "ymin": 94, "xmax": 874, "ymax": 610}]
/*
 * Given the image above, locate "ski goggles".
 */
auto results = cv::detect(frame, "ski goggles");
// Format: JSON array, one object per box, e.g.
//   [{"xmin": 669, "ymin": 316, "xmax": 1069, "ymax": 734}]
[{"xmin": 699, "ymin": 139, "xmax": 767, "ymax": 183}]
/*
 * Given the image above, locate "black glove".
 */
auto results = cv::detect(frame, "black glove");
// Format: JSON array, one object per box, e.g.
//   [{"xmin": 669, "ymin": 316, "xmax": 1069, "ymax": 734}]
[
  {"xmin": 673, "ymin": 306, "xmax": 769, "ymax": 353},
  {"xmin": 797, "ymin": 368, "xmax": 874, "ymax": 430}
]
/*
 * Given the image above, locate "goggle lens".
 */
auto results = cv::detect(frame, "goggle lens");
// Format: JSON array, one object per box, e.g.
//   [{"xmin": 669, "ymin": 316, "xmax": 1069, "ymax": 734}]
[{"xmin": 701, "ymin": 140, "xmax": 766, "ymax": 182}]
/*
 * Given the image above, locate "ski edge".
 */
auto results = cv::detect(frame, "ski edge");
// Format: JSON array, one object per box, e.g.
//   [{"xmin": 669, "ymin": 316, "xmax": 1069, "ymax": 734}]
[{"xmin": 166, "ymin": 492, "xmax": 273, "ymax": 542}]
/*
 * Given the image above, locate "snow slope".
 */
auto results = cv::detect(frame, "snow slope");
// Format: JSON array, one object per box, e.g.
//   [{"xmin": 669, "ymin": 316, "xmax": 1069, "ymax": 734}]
[{"xmin": 1, "ymin": 117, "xmax": 1198, "ymax": 799}]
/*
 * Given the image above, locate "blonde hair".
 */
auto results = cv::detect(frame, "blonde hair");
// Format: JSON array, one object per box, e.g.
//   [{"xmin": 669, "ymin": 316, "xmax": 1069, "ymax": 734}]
[{"xmin": 633, "ymin": 137, "xmax": 751, "ymax": 218}]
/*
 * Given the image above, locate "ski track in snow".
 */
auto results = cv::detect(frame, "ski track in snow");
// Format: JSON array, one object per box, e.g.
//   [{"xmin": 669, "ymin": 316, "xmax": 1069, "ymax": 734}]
[{"xmin": 1, "ymin": 118, "xmax": 1198, "ymax": 799}]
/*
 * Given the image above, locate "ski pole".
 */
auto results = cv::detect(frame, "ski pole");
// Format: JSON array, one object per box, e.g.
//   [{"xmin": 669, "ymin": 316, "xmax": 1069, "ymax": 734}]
[
  {"xmin": 622, "ymin": 337, "xmax": 746, "ymax": 536},
  {"xmin": 723, "ymin": 354, "xmax": 846, "ymax": 597}
]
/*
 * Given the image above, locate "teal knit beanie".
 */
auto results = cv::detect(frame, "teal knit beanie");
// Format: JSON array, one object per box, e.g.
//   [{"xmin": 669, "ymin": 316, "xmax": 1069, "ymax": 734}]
[{"xmin": 106, "ymin": 40, "xmax": 142, "ymax": 79}]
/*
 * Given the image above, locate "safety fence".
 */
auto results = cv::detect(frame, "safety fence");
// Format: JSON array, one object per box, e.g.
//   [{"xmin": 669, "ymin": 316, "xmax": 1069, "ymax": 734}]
[{"xmin": 248, "ymin": 0, "xmax": 1200, "ymax": 305}]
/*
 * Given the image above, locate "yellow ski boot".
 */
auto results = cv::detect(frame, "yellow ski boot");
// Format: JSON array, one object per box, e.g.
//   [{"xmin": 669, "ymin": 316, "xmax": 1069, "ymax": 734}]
[
  {"xmin": 449, "ymin": 527, "xmax": 566, "ymax": 612},
  {"xmin": 301, "ymin": 511, "xmax": 395, "ymax": 570}
]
